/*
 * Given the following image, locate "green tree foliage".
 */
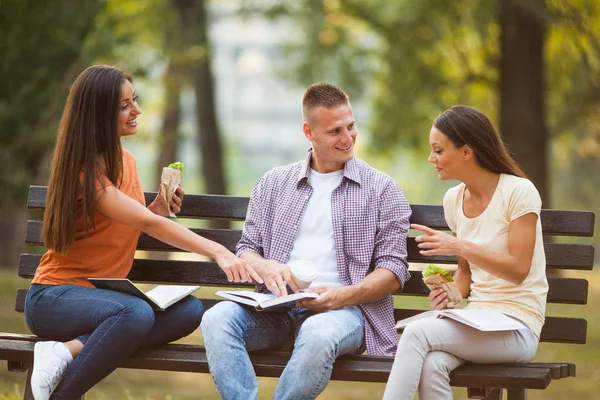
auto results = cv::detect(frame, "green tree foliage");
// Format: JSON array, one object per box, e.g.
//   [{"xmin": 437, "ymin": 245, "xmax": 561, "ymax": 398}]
[
  {"xmin": 0, "ymin": 0, "xmax": 104, "ymax": 209},
  {"xmin": 0, "ymin": 0, "xmax": 168, "ymax": 264}
]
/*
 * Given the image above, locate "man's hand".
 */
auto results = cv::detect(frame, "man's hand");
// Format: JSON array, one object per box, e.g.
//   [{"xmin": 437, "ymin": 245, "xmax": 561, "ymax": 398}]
[
  {"xmin": 260, "ymin": 260, "xmax": 300, "ymax": 296},
  {"xmin": 296, "ymin": 286, "xmax": 350, "ymax": 312},
  {"xmin": 148, "ymin": 184, "xmax": 185, "ymax": 217}
]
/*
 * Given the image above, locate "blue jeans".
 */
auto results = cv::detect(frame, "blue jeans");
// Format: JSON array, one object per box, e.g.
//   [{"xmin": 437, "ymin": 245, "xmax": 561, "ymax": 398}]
[
  {"xmin": 24, "ymin": 283, "xmax": 204, "ymax": 399},
  {"xmin": 200, "ymin": 301, "xmax": 365, "ymax": 400}
]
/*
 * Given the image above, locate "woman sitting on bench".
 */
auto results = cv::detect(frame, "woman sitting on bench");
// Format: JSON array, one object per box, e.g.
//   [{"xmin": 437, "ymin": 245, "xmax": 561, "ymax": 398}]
[
  {"xmin": 25, "ymin": 64, "xmax": 262, "ymax": 400},
  {"xmin": 383, "ymin": 105, "xmax": 548, "ymax": 400}
]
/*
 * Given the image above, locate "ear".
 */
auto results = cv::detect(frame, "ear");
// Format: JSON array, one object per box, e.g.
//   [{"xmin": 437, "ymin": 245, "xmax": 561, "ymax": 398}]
[
  {"xmin": 462, "ymin": 145, "xmax": 474, "ymax": 160},
  {"xmin": 303, "ymin": 122, "xmax": 313, "ymax": 142}
]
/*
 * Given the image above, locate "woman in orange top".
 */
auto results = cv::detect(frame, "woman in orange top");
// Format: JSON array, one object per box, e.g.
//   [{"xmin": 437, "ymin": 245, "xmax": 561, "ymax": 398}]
[{"xmin": 25, "ymin": 65, "xmax": 263, "ymax": 400}]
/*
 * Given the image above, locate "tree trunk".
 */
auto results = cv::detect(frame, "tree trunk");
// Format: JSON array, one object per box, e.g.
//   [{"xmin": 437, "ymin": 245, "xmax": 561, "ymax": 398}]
[
  {"xmin": 156, "ymin": 60, "xmax": 183, "ymax": 183},
  {"xmin": 499, "ymin": 0, "xmax": 558, "ymax": 277},
  {"xmin": 173, "ymin": 0, "xmax": 229, "ymax": 229},
  {"xmin": 499, "ymin": 0, "xmax": 549, "ymax": 206}
]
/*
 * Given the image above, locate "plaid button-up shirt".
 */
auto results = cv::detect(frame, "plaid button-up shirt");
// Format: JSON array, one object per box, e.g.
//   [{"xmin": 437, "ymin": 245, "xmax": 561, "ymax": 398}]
[{"xmin": 237, "ymin": 150, "xmax": 411, "ymax": 356}]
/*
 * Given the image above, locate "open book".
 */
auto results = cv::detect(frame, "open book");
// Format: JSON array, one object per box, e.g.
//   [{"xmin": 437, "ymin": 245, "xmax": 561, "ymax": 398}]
[
  {"xmin": 88, "ymin": 278, "xmax": 200, "ymax": 311},
  {"xmin": 395, "ymin": 308, "xmax": 527, "ymax": 332},
  {"xmin": 216, "ymin": 290, "xmax": 318, "ymax": 311}
]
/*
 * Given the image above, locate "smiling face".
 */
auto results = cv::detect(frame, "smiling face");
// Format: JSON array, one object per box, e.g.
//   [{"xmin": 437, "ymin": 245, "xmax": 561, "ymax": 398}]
[
  {"xmin": 117, "ymin": 79, "xmax": 141, "ymax": 137},
  {"xmin": 303, "ymin": 104, "xmax": 356, "ymax": 173},
  {"xmin": 428, "ymin": 125, "xmax": 469, "ymax": 180}
]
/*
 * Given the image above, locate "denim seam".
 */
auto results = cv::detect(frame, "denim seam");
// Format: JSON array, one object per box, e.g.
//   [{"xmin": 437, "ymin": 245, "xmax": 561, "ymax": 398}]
[
  {"xmin": 63, "ymin": 311, "xmax": 125, "ymax": 389},
  {"xmin": 308, "ymin": 310, "xmax": 364, "ymax": 399}
]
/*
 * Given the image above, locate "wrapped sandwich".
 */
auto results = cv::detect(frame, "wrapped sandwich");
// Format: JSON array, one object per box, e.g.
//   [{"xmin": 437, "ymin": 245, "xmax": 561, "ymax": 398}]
[
  {"xmin": 159, "ymin": 162, "xmax": 184, "ymax": 218},
  {"xmin": 422, "ymin": 264, "xmax": 462, "ymax": 308}
]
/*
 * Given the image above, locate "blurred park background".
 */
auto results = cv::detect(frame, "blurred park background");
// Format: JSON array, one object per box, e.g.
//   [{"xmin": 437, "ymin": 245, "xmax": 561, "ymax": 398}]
[{"xmin": 1, "ymin": 0, "xmax": 599, "ymax": 398}]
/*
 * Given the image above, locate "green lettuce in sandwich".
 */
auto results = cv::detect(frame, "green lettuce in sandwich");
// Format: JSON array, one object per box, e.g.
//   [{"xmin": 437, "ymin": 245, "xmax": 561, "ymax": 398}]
[
  {"xmin": 422, "ymin": 264, "xmax": 462, "ymax": 308},
  {"xmin": 168, "ymin": 162, "xmax": 184, "ymax": 172},
  {"xmin": 422, "ymin": 264, "xmax": 453, "ymax": 282}
]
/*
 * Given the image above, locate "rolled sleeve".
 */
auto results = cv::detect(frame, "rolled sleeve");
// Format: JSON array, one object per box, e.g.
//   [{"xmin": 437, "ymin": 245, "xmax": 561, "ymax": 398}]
[
  {"xmin": 236, "ymin": 178, "xmax": 265, "ymax": 257},
  {"xmin": 372, "ymin": 181, "xmax": 412, "ymax": 288}
]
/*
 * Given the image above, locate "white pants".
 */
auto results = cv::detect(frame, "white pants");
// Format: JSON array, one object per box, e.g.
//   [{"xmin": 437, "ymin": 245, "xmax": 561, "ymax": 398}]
[{"xmin": 382, "ymin": 316, "xmax": 539, "ymax": 400}]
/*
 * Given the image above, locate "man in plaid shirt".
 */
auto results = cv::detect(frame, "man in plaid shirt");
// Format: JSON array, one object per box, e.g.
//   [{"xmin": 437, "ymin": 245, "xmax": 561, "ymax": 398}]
[{"xmin": 201, "ymin": 83, "xmax": 411, "ymax": 399}]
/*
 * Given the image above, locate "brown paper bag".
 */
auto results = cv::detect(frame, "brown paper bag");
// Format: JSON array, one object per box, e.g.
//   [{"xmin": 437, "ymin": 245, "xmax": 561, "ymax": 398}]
[{"xmin": 158, "ymin": 167, "xmax": 181, "ymax": 218}]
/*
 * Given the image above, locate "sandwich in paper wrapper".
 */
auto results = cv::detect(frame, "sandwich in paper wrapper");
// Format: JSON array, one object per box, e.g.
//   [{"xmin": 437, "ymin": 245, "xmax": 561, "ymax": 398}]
[
  {"xmin": 422, "ymin": 264, "xmax": 462, "ymax": 308},
  {"xmin": 159, "ymin": 162, "xmax": 184, "ymax": 218}
]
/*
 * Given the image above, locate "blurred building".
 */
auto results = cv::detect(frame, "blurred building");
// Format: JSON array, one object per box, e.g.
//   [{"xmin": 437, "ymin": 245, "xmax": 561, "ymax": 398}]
[{"xmin": 208, "ymin": 6, "xmax": 308, "ymax": 176}]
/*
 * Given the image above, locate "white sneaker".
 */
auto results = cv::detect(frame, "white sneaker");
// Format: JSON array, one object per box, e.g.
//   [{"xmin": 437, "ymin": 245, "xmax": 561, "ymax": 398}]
[{"xmin": 31, "ymin": 341, "xmax": 73, "ymax": 400}]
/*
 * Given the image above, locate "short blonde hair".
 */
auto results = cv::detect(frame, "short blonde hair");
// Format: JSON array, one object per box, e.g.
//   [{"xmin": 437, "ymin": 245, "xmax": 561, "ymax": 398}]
[{"xmin": 302, "ymin": 83, "xmax": 349, "ymax": 123}]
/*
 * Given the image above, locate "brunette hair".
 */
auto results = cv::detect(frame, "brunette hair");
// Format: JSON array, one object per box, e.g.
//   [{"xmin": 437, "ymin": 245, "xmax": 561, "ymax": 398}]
[
  {"xmin": 43, "ymin": 65, "xmax": 131, "ymax": 254},
  {"xmin": 434, "ymin": 105, "xmax": 525, "ymax": 177}
]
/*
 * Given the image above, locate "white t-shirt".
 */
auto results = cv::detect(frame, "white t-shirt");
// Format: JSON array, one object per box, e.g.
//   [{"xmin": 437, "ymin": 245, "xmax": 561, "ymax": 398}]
[
  {"xmin": 443, "ymin": 173, "xmax": 548, "ymax": 337},
  {"xmin": 288, "ymin": 169, "xmax": 344, "ymax": 288}
]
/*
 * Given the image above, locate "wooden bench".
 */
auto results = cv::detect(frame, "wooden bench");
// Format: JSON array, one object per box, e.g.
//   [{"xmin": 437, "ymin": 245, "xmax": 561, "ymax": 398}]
[{"xmin": 0, "ymin": 185, "xmax": 595, "ymax": 399}]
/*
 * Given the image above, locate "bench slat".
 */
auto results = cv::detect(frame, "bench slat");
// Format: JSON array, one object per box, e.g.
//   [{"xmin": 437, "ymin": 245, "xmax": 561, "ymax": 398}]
[
  {"xmin": 0, "ymin": 334, "xmax": 573, "ymax": 386},
  {"xmin": 18, "ymin": 254, "xmax": 589, "ymax": 304},
  {"xmin": 27, "ymin": 186, "xmax": 595, "ymax": 236},
  {"xmin": 24, "ymin": 221, "xmax": 596, "ymax": 270},
  {"xmin": 13, "ymin": 289, "xmax": 586, "ymax": 343}
]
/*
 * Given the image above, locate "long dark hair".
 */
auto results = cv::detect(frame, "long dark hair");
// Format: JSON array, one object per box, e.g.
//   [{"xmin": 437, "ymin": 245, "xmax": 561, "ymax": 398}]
[
  {"xmin": 434, "ymin": 105, "xmax": 525, "ymax": 178},
  {"xmin": 44, "ymin": 65, "xmax": 131, "ymax": 254}
]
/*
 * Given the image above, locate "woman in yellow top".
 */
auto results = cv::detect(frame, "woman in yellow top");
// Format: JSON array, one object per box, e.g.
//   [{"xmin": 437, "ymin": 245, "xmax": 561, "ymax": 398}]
[
  {"xmin": 25, "ymin": 65, "xmax": 262, "ymax": 400},
  {"xmin": 383, "ymin": 105, "xmax": 548, "ymax": 400}
]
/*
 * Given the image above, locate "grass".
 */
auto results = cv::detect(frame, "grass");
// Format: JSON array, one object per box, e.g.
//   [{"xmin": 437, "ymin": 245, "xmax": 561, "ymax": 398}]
[{"xmin": 1, "ymin": 268, "xmax": 598, "ymax": 399}]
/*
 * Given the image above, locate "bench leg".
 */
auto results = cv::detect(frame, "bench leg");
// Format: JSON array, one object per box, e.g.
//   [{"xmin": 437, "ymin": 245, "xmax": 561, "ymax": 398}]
[
  {"xmin": 23, "ymin": 364, "xmax": 34, "ymax": 400},
  {"xmin": 468, "ymin": 387, "xmax": 503, "ymax": 400},
  {"xmin": 507, "ymin": 388, "xmax": 527, "ymax": 400}
]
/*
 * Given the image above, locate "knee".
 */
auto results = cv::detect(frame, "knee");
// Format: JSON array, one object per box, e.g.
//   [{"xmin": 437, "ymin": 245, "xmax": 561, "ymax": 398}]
[
  {"xmin": 117, "ymin": 300, "xmax": 155, "ymax": 336},
  {"xmin": 402, "ymin": 320, "xmax": 427, "ymax": 340},
  {"xmin": 178, "ymin": 296, "xmax": 205, "ymax": 333},
  {"xmin": 295, "ymin": 321, "xmax": 339, "ymax": 360},
  {"xmin": 200, "ymin": 301, "xmax": 242, "ymax": 344}
]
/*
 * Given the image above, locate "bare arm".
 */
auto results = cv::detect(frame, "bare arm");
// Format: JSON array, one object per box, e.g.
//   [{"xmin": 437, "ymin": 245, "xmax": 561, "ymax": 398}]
[
  {"xmin": 412, "ymin": 212, "xmax": 538, "ymax": 285},
  {"xmin": 453, "ymin": 256, "xmax": 472, "ymax": 298},
  {"xmin": 96, "ymin": 185, "xmax": 262, "ymax": 283}
]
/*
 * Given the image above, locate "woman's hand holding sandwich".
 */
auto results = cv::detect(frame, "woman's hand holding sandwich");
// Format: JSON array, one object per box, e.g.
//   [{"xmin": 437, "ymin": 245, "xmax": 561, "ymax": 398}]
[
  {"xmin": 149, "ymin": 184, "xmax": 185, "ymax": 217},
  {"xmin": 429, "ymin": 288, "xmax": 450, "ymax": 310}
]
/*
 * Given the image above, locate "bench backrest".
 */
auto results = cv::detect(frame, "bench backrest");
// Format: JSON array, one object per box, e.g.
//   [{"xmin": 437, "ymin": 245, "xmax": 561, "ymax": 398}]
[{"xmin": 17, "ymin": 186, "xmax": 596, "ymax": 345}]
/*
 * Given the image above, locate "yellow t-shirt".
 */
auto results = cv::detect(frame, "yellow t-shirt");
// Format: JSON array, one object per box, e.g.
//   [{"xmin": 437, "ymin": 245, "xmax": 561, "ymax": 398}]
[
  {"xmin": 443, "ymin": 173, "xmax": 548, "ymax": 337},
  {"xmin": 32, "ymin": 149, "xmax": 145, "ymax": 288}
]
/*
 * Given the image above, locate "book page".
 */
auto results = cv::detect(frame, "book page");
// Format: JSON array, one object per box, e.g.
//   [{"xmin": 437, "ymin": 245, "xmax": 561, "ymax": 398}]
[
  {"xmin": 218, "ymin": 291, "xmax": 276, "ymax": 303},
  {"xmin": 145, "ymin": 285, "xmax": 200, "ymax": 308},
  {"xmin": 259, "ymin": 292, "xmax": 319, "ymax": 309},
  {"xmin": 441, "ymin": 308, "xmax": 526, "ymax": 331},
  {"xmin": 394, "ymin": 310, "xmax": 439, "ymax": 330}
]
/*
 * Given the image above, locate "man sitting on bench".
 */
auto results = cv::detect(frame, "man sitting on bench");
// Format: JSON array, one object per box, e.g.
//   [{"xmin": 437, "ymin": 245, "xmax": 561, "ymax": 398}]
[{"xmin": 200, "ymin": 83, "xmax": 412, "ymax": 399}]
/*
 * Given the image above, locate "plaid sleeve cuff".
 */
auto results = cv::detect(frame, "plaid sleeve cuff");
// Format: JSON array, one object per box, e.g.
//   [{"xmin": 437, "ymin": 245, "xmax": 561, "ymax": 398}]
[
  {"xmin": 235, "ymin": 244, "xmax": 262, "ymax": 258},
  {"xmin": 374, "ymin": 257, "xmax": 411, "ymax": 290}
]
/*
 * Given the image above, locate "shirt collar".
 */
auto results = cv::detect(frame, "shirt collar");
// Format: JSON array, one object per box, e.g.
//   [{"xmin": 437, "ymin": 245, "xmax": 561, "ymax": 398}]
[{"xmin": 296, "ymin": 149, "xmax": 362, "ymax": 186}]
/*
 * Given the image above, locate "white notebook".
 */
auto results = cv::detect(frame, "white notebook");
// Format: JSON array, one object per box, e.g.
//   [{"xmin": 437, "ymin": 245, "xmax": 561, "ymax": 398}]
[
  {"xmin": 395, "ymin": 308, "xmax": 527, "ymax": 332},
  {"xmin": 216, "ymin": 290, "xmax": 318, "ymax": 311},
  {"xmin": 88, "ymin": 278, "xmax": 200, "ymax": 311}
]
